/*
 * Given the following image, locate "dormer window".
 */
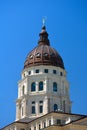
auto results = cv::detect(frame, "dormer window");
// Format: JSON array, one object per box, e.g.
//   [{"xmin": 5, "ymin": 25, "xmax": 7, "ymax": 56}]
[
  {"xmin": 29, "ymin": 55, "xmax": 33, "ymax": 59},
  {"xmin": 43, "ymin": 53, "xmax": 48, "ymax": 57},
  {"xmin": 50, "ymin": 53, "xmax": 55, "ymax": 57},
  {"xmin": 35, "ymin": 53, "xmax": 41, "ymax": 58}
]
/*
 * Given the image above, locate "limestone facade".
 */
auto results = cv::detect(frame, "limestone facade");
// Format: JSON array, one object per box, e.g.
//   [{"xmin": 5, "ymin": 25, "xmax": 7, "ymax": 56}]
[{"xmin": 16, "ymin": 65, "xmax": 71, "ymax": 121}]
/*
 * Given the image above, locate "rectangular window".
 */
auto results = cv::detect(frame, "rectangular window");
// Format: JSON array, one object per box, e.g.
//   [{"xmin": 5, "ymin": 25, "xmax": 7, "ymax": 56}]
[
  {"xmin": 32, "ymin": 106, "xmax": 35, "ymax": 114},
  {"xmin": 56, "ymin": 119, "xmax": 61, "ymax": 125},
  {"xmin": 29, "ymin": 71, "xmax": 31, "ymax": 75},
  {"xmin": 32, "ymin": 101, "xmax": 35, "ymax": 104},
  {"xmin": 39, "ymin": 101, "xmax": 43, "ymax": 104},
  {"xmin": 39, "ymin": 82, "xmax": 43, "ymax": 91},
  {"xmin": 53, "ymin": 82, "xmax": 57, "ymax": 92},
  {"xmin": 36, "ymin": 69, "xmax": 39, "ymax": 73},
  {"xmin": 53, "ymin": 70, "xmax": 56, "ymax": 74},
  {"xmin": 39, "ymin": 124, "xmax": 41, "ymax": 130},
  {"xmin": 39, "ymin": 105, "xmax": 43, "ymax": 113},
  {"xmin": 49, "ymin": 120, "xmax": 51, "ymax": 126},
  {"xmin": 60, "ymin": 72, "xmax": 63, "ymax": 76},
  {"xmin": 44, "ymin": 122, "xmax": 46, "ymax": 128},
  {"xmin": 44, "ymin": 69, "xmax": 48, "ymax": 73}
]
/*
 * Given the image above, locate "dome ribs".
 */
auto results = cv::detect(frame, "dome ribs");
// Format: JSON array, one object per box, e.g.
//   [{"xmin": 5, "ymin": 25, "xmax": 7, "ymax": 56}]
[{"xmin": 24, "ymin": 26, "xmax": 64, "ymax": 69}]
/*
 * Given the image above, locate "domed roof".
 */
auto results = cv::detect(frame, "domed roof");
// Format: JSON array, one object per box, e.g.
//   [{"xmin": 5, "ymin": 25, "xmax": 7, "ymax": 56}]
[{"xmin": 24, "ymin": 26, "xmax": 65, "ymax": 69}]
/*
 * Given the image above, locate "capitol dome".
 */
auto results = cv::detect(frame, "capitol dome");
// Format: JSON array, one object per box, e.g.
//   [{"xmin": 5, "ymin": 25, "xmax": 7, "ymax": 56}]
[{"xmin": 24, "ymin": 26, "xmax": 65, "ymax": 69}]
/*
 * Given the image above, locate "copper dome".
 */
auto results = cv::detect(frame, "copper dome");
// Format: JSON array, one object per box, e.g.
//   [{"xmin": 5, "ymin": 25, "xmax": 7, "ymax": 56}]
[{"xmin": 24, "ymin": 26, "xmax": 65, "ymax": 69}]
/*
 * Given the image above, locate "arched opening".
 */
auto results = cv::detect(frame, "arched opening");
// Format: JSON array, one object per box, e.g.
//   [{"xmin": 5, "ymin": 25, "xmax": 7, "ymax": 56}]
[
  {"xmin": 31, "ymin": 82, "xmax": 36, "ymax": 92},
  {"xmin": 54, "ymin": 104, "xmax": 58, "ymax": 111},
  {"xmin": 39, "ymin": 81, "xmax": 43, "ymax": 91},
  {"xmin": 31, "ymin": 106, "xmax": 35, "ymax": 114},
  {"xmin": 44, "ymin": 122, "xmax": 46, "ymax": 128},
  {"xmin": 39, "ymin": 124, "xmax": 41, "ymax": 130},
  {"xmin": 53, "ymin": 82, "xmax": 57, "ymax": 92}
]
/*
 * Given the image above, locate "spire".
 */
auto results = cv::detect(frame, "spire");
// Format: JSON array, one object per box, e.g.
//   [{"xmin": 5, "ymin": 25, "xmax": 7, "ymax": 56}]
[{"xmin": 38, "ymin": 25, "xmax": 50, "ymax": 46}]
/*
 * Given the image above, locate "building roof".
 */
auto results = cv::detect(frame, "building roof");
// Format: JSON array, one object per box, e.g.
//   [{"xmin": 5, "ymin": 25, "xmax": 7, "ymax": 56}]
[
  {"xmin": 24, "ymin": 26, "xmax": 65, "ymax": 69},
  {"xmin": 2, "ymin": 112, "xmax": 87, "ymax": 129}
]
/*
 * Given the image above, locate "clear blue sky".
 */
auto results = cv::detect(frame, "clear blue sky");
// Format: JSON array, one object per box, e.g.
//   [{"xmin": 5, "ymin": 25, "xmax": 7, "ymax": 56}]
[{"xmin": 0, "ymin": 0, "xmax": 87, "ymax": 128}]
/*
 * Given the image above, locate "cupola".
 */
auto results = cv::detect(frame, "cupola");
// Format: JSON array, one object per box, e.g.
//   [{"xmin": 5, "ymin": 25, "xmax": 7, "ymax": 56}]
[{"xmin": 24, "ymin": 26, "xmax": 65, "ymax": 69}]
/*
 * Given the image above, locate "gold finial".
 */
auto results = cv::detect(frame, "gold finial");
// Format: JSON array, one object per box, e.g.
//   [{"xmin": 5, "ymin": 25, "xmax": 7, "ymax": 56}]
[
  {"xmin": 42, "ymin": 16, "xmax": 47, "ymax": 26},
  {"xmin": 42, "ymin": 18, "xmax": 45, "ymax": 26}
]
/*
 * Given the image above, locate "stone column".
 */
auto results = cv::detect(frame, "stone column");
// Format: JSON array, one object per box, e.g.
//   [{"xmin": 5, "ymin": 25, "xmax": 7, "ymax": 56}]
[
  {"xmin": 45, "ymin": 78, "xmax": 48, "ymax": 91},
  {"xmin": 36, "ymin": 101, "xmax": 38, "ymax": 116},
  {"xmin": 36, "ymin": 122, "xmax": 38, "ymax": 130},
  {"xmin": 16, "ymin": 101, "xmax": 21, "ymax": 121},
  {"xmin": 40, "ymin": 120, "xmax": 43, "ymax": 129},
  {"xmin": 46, "ymin": 118, "xmax": 48, "ymax": 127},
  {"xmin": 44, "ymin": 97, "xmax": 48, "ymax": 114},
  {"xmin": 23, "ymin": 98, "xmax": 28, "ymax": 117},
  {"xmin": 51, "ymin": 116, "xmax": 54, "ymax": 125},
  {"xmin": 36, "ymin": 81, "xmax": 38, "ymax": 92}
]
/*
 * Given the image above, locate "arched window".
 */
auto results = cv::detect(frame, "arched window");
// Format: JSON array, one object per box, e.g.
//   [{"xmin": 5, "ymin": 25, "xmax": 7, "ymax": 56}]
[
  {"xmin": 31, "ymin": 106, "xmax": 35, "ymax": 114},
  {"xmin": 39, "ymin": 81, "xmax": 43, "ymax": 91},
  {"xmin": 39, "ymin": 100, "xmax": 43, "ymax": 113},
  {"xmin": 31, "ymin": 82, "xmax": 36, "ymax": 92},
  {"xmin": 49, "ymin": 120, "xmax": 51, "ymax": 126},
  {"xmin": 54, "ymin": 104, "xmax": 58, "ymax": 111},
  {"xmin": 44, "ymin": 122, "xmax": 46, "ymax": 128},
  {"xmin": 39, "ymin": 124, "xmax": 41, "ymax": 130},
  {"xmin": 22, "ymin": 85, "xmax": 25, "ymax": 95},
  {"xmin": 53, "ymin": 82, "xmax": 57, "ymax": 92}
]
